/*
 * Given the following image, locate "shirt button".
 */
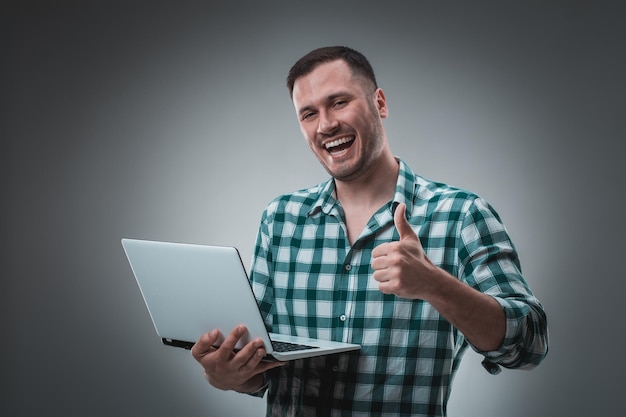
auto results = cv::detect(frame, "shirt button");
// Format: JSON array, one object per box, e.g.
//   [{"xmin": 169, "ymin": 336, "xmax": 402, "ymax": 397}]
[
  {"xmin": 332, "ymin": 366, "xmax": 339, "ymax": 372},
  {"xmin": 345, "ymin": 264, "xmax": 351, "ymax": 271},
  {"xmin": 339, "ymin": 314, "xmax": 347, "ymax": 322}
]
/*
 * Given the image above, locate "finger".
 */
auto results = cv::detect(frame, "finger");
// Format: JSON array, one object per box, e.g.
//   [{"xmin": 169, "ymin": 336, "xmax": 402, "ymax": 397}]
[
  {"xmin": 240, "ymin": 354, "xmax": 286, "ymax": 379},
  {"xmin": 215, "ymin": 324, "xmax": 248, "ymax": 357},
  {"xmin": 372, "ymin": 240, "xmax": 399, "ymax": 258},
  {"xmin": 372, "ymin": 269, "xmax": 389, "ymax": 283},
  {"xmin": 371, "ymin": 249, "xmax": 397, "ymax": 271},
  {"xmin": 371, "ymin": 254, "xmax": 385, "ymax": 271},
  {"xmin": 232, "ymin": 338, "xmax": 266, "ymax": 369},
  {"xmin": 259, "ymin": 359, "xmax": 288, "ymax": 372},
  {"xmin": 377, "ymin": 280, "xmax": 396, "ymax": 295},
  {"xmin": 236, "ymin": 338, "xmax": 290, "ymax": 373},
  {"xmin": 191, "ymin": 329, "xmax": 220, "ymax": 359},
  {"xmin": 394, "ymin": 203, "xmax": 418, "ymax": 241},
  {"xmin": 371, "ymin": 241, "xmax": 387, "ymax": 259}
]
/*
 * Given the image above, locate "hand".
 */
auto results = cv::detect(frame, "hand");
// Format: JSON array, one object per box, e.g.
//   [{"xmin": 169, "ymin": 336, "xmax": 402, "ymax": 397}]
[
  {"xmin": 371, "ymin": 203, "xmax": 439, "ymax": 299},
  {"xmin": 191, "ymin": 324, "xmax": 285, "ymax": 392}
]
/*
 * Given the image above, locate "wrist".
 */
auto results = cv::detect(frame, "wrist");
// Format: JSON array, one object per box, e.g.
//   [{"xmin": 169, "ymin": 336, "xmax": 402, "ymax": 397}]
[
  {"xmin": 417, "ymin": 265, "xmax": 451, "ymax": 302},
  {"xmin": 234, "ymin": 373, "xmax": 267, "ymax": 394}
]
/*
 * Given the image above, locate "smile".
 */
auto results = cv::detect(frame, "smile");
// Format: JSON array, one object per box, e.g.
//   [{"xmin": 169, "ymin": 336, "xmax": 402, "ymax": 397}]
[{"xmin": 324, "ymin": 136, "xmax": 355, "ymax": 154}]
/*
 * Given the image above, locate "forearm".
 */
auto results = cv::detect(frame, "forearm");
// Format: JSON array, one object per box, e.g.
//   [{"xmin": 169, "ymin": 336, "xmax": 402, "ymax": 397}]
[{"xmin": 424, "ymin": 268, "xmax": 505, "ymax": 352}]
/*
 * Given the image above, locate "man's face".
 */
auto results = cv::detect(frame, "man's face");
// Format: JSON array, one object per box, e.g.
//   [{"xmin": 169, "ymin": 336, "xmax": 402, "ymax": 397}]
[{"xmin": 291, "ymin": 59, "xmax": 389, "ymax": 182}]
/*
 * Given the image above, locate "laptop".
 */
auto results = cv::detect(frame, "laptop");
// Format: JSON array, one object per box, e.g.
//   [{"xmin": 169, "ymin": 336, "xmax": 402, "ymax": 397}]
[{"xmin": 121, "ymin": 238, "xmax": 360, "ymax": 361}]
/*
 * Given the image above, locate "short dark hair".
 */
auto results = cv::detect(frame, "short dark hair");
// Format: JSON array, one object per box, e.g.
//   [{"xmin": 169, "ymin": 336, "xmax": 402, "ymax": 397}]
[{"xmin": 286, "ymin": 46, "xmax": 378, "ymax": 97}]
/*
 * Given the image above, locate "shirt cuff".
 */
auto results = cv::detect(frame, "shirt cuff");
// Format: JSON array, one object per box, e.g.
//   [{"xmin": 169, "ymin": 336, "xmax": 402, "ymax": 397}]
[
  {"xmin": 471, "ymin": 296, "xmax": 527, "ymax": 365},
  {"xmin": 243, "ymin": 372, "xmax": 270, "ymax": 398}
]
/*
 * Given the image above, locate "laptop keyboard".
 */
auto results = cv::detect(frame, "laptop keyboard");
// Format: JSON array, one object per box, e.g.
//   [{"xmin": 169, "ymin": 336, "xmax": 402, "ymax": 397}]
[{"xmin": 271, "ymin": 340, "xmax": 319, "ymax": 352}]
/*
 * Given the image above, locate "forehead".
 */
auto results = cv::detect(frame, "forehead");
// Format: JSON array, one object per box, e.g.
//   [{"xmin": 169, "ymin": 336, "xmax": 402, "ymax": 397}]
[{"xmin": 292, "ymin": 60, "xmax": 361, "ymax": 109}]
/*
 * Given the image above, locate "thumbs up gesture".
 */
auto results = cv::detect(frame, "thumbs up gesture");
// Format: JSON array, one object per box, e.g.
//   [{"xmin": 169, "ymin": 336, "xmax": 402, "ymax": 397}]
[{"xmin": 371, "ymin": 203, "xmax": 438, "ymax": 299}]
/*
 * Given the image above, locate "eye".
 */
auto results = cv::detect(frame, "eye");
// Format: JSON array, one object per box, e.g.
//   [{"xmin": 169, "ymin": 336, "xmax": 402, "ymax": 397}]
[
  {"xmin": 301, "ymin": 111, "xmax": 317, "ymax": 121},
  {"xmin": 333, "ymin": 100, "xmax": 348, "ymax": 109}
]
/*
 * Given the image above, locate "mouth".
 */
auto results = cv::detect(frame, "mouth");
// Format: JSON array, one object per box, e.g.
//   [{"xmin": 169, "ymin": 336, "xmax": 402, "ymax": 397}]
[{"xmin": 324, "ymin": 136, "xmax": 355, "ymax": 155}]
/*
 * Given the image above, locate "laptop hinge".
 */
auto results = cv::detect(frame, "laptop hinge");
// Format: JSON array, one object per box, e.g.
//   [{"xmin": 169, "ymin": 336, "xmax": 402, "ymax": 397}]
[{"xmin": 162, "ymin": 338, "xmax": 195, "ymax": 350}]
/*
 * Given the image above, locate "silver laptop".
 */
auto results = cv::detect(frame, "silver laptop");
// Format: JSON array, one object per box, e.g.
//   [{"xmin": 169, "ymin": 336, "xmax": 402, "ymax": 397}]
[{"xmin": 121, "ymin": 238, "xmax": 360, "ymax": 361}]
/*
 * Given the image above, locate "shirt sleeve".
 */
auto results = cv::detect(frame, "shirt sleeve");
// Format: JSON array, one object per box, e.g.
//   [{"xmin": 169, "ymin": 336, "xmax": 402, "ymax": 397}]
[
  {"xmin": 250, "ymin": 204, "xmax": 276, "ymax": 332},
  {"xmin": 457, "ymin": 196, "xmax": 549, "ymax": 369},
  {"xmin": 243, "ymin": 206, "xmax": 277, "ymax": 398}
]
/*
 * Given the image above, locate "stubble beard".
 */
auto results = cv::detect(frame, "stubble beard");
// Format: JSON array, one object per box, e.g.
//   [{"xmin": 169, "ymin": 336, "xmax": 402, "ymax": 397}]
[{"xmin": 320, "ymin": 118, "xmax": 386, "ymax": 183}]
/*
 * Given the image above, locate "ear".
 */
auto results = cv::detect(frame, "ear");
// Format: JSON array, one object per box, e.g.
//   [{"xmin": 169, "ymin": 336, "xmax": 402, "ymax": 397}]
[{"xmin": 374, "ymin": 88, "xmax": 389, "ymax": 119}]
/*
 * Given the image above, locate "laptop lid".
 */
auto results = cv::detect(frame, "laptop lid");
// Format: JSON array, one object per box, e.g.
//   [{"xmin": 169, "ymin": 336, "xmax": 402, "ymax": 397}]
[{"xmin": 121, "ymin": 238, "xmax": 360, "ymax": 361}]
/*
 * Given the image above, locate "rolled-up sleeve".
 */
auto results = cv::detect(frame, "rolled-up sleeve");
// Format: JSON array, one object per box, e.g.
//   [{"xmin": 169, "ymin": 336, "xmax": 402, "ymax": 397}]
[
  {"xmin": 480, "ymin": 296, "xmax": 549, "ymax": 369},
  {"xmin": 459, "ymin": 197, "xmax": 549, "ymax": 369}
]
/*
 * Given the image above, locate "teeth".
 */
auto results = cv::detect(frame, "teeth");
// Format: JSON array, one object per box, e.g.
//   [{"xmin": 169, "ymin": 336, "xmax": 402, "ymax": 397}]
[{"xmin": 325, "ymin": 137, "xmax": 354, "ymax": 149}]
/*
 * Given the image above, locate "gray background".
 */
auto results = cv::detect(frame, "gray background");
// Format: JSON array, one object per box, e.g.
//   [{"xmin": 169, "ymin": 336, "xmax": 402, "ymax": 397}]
[{"xmin": 3, "ymin": 1, "xmax": 624, "ymax": 416}]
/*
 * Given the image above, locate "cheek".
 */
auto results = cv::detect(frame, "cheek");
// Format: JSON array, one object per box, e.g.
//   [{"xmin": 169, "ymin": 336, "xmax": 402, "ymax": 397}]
[
  {"xmin": 300, "ymin": 127, "xmax": 317, "ymax": 147},
  {"xmin": 303, "ymin": 136, "xmax": 317, "ymax": 155}
]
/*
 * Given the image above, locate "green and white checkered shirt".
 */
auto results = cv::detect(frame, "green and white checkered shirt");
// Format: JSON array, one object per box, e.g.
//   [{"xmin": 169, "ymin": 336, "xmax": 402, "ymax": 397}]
[{"xmin": 250, "ymin": 159, "xmax": 548, "ymax": 417}]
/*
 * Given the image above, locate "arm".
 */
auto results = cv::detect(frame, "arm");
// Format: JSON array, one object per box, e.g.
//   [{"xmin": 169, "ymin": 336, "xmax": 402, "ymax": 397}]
[
  {"xmin": 409, "ymin": 264, "xmax": 506, "ymax": 352},
  {"xmin": 372, "ymin": 203, "xmax": 548, "ymax": 366}
]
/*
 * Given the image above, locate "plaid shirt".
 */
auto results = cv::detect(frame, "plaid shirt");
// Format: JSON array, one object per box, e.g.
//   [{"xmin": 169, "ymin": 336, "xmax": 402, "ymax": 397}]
[{"xmin": 250, "ymin": 159, "xmax": 548, "ymax": 417}]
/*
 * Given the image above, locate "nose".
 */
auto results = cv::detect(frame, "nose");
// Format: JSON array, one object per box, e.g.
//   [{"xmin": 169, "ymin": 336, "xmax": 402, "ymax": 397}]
[{"xmin": 317, "ymin": 111, "xmax": 339, "ymax": 135}]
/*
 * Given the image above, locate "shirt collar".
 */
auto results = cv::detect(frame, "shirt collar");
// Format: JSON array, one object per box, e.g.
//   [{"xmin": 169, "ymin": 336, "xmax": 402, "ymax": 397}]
[
  {"xmin": 391, "ymin": 158, "xmax": 417, "ymax": 217},
  {"xmin": 307, "ymin": 158, "xmax": 418, "ymax": 217},
  {"xmin": 307, "ymin": 178, "xmax": 337, "ymax": 217}
]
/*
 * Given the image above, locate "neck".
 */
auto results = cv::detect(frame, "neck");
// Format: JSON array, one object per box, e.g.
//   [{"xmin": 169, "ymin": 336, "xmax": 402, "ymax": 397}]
[{"xmin": 334, "ymin": 152, "xmax": 399, "ymax": 210}]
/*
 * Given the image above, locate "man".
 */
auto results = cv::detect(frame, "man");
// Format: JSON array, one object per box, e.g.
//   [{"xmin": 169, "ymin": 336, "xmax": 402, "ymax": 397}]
[{"xmin": 192, "ymin": 46, "xmax": 548, "ymax": 417}]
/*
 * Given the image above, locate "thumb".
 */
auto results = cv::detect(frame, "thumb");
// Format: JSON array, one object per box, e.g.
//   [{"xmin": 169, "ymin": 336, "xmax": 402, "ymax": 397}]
[{"xmin": 394, "ymin": 203, "xmax": 418, "ymax": 241}]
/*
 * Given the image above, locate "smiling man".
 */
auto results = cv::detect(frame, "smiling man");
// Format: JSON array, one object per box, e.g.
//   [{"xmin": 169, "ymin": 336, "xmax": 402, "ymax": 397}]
[{"xmin": 192, "ymin": 46, "xmax": 548, "ymax": 417}]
